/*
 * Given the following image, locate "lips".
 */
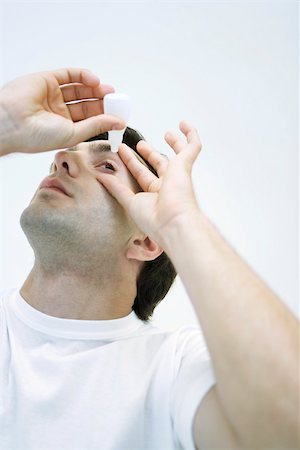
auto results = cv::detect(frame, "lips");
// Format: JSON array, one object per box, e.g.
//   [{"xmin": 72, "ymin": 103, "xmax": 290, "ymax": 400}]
[{"xmin": 39, "ymin": 178, "xmax": 71, "ymax": 197}]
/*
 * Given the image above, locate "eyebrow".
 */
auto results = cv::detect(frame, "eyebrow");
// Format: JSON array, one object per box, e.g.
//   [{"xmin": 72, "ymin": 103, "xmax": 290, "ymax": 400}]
[
  {"xmin": 66, "ymin": 143, "xmax": 110, "ymax": 154},
  {"xmin": 87, "ymin": 142, "xmax": 150, "ymax": 169},
  {"xmin": 49, "ymin": 142, "xmax": 149, "ymax": 171},
  {"xmin": 87, "ymin": 142, "xmax": 111, "ymax": 154}
]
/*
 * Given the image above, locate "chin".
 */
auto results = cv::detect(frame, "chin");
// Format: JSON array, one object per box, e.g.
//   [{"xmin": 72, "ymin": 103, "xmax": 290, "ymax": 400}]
[{"xmin": 20, "ymin": 203, "xmax": 74, "ymax": 244}]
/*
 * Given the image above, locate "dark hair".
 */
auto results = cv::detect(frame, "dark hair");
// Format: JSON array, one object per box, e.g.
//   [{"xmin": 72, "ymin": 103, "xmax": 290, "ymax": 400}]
[{"xmin": 85, "ymin": 127, "xmax": 177, "ymax": 321}]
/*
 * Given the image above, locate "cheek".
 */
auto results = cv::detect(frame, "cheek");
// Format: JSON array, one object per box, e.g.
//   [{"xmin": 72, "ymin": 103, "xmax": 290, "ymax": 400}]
[
  {"xmin": 30, "ymin": 190, "xmax": 39, "ymax": 202},
  {"xmin": 28, "ymin": 188, "xmax": 45, "ymax": 205},
  {"xmin": 84, "ymin": 185, "xmax": 124, "ymax": 218}
]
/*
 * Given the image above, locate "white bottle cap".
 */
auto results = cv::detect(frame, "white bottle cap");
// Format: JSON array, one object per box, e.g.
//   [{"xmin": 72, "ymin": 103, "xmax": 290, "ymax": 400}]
[{"xmin": 103, "ymin": 93, "xmax": 131, "ymax": 153}]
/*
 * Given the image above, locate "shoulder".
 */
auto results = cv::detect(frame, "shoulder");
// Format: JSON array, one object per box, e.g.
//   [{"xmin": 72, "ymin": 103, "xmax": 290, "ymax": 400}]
[
  {"xmin": 143, "ymin": 322, "xmax": 212, "ymax": 366},
  {"xmin": 0, "ymin": 287, "xmax": 18, "ymax": 309},
  {"xmin": 0, "ymin": 287, "xmax": 18, "ymax": 299},
  {"xmin": 172, "ymin": 325, "xmax": 212, "ymax": 366}
]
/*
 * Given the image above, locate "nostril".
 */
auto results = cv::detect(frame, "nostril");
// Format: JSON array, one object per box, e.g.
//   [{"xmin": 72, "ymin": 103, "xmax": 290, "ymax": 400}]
[{"xmin": 62, "ymin": 162, "xmax": 69, "ymax": 170}]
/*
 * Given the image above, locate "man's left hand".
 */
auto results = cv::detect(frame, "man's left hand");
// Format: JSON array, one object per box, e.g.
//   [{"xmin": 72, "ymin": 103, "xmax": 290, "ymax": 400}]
[{"xmin": 97, "ymin": 120, "xmax": 203, "ymax": 248}]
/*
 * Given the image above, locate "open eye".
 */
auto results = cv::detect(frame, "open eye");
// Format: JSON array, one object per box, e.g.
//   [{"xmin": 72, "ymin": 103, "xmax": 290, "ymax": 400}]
[
  {"xmin": 95, "ymin": 161, "xmax": 116, "ymax": 172},
  {"xmin": 104, "ymin": 162, "xmax": 116, "ymax": 171}
]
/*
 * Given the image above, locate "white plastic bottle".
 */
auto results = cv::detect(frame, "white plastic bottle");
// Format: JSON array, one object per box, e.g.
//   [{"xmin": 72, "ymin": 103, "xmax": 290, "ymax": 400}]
[{"xmin": 103, "ymin": 93, "xmax": 131, "ymax": 152}]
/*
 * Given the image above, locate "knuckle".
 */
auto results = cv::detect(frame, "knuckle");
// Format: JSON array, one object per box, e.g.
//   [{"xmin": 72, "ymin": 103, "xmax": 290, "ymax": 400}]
[
  {"xmin": 136, "ymin": 167, "xmax": 146, "ymax": 179},
  {"xmin": 74, "ymin": 85, "xmax": 81, "ymax": 99},
  {"xmin": 156, "ymin": 158, "xmax": 167, "ymax": 170},
  {"xmin": 81, "ymin": 101, "xmax": 88, "ymax": 118}
]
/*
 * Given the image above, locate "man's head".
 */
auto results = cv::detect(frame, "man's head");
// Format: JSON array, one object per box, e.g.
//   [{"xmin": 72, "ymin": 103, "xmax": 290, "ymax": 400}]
[
  {"xmin": 85, "ymin": 127, "xmax": 177, "ymax": 321},
  {"xmin": 20, "ymin": 127, "xmax": 176, "ymax": 321}
]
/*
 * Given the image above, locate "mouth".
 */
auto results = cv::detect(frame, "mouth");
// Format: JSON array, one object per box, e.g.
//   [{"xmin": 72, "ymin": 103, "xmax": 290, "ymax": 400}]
[
  {"xmin": 39, "ymin": 178, "xmax": 72, "ymax": 197},
  {"xmin": 40, "ymin": 186, "xmax": 67, "ymax": 195}
]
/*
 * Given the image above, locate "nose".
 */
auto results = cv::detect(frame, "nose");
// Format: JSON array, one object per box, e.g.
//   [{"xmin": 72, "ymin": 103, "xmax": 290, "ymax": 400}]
[{"xmin": 52, "ymin": 150, "xmax": 80, "ymax": 178}]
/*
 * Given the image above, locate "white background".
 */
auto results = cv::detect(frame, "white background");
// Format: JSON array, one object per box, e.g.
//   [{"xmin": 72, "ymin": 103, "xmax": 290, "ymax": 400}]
[{"xmin": 0, "ymin": 0, "xmax": 298, "ymax": 330}]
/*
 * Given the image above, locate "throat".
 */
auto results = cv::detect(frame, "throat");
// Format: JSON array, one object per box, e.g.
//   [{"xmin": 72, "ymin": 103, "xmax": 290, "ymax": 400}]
[{"xmin": 20, "ymin": 261, "xmax": 137, "ymax": 320}]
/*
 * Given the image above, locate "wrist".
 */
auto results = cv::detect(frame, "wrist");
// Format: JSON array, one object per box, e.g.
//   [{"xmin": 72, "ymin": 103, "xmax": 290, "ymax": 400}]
[
  {"xmin": 160, "ymin": 210, "xmax": 226, "ymax": 288},
  {"xmin": 160, "ymin": 209, "xmax": 210, "ymax": 257},
  {"xmin": 0, "ymin": 101, "xmax": 18, "ymax": 156}
]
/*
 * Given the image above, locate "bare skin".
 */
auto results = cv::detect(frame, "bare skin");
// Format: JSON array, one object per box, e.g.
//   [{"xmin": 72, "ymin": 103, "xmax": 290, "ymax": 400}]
[
  {"xmin": 0, "ymin": 67, "xmax": 162, "ymax": 320},
  {"xmin": 20, "ymin": 140, "xmax": 163, "ymax": 320},
  {"xmin": 0, "ymin": 67, "xmax": 298, "ymax": 449}
]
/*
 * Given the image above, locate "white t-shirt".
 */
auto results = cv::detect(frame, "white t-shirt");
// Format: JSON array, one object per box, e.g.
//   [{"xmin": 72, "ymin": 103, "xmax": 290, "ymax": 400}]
[{"xmin": 0, "ymin": 288, "xmax": 216, "ymax": 450}]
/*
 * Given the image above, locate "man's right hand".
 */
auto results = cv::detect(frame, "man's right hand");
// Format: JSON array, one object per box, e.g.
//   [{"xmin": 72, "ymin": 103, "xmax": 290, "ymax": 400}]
[{"xmin": 0, "ymin": 67, "xmax": 125, "ymax": 156}]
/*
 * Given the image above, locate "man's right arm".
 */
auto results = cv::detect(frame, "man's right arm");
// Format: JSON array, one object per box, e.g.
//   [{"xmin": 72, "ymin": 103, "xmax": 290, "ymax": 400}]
[
  {"xmin": 0, "ymin": 68, "xmax": 125, "ymax": 157},
  {"xmin": 0, "ymin": 102, "xmax": 18, "ymax": 156}
]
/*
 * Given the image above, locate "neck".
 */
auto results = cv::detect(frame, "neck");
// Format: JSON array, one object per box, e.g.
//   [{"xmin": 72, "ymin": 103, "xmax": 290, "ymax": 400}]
[{"xmin": 20, "ymin": 258, "xmax": 140, "ymax": 320}]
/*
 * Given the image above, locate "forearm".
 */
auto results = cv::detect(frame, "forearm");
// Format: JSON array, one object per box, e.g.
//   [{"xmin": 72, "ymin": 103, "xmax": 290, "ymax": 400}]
[{"xmin": 162, "ymin": 211, "xmax": 299, "ymax": 448}]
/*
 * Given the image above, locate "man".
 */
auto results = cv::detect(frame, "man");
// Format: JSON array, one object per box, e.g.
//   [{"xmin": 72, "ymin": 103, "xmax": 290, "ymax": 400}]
[{"xmin": 0, "ymin": 68, "xmax": 298, "ymax": 450}]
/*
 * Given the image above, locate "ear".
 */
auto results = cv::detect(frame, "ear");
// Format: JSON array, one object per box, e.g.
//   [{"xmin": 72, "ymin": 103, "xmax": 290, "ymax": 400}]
[{"xmin": 126, "ymin": 236, "xmax": 164, "ymax": 262}]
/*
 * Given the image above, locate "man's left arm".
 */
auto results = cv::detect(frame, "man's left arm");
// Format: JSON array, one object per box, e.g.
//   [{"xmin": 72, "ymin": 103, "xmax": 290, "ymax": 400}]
[
  {"xmin": 98, "ymin": 120, "xmax": 299, "ymax": 449},
  {"xmin": 162, "ymin": 208, "xmax": 299, "ymax": 449}
]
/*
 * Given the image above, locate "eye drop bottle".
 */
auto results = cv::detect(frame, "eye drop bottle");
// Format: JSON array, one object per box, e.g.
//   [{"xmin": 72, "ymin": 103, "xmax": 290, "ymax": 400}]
[{"xmin": 103, "ymin": 93, "xmax": 131, "ymax": 153}]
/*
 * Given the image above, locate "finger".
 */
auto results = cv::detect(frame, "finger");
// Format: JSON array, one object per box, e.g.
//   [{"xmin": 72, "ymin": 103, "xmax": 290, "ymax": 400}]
[
  {"xmin": 135, "ymin": 141, "xmax": 169, "ymax": 177},
  {"xmin": 164, "ymin": 131, "xmax": 185, "ymax": 154},
  {"xmin": 60, "ymin": 83, "xmax": 115, "ymax": 103},
  {"xmin": 165, "ymin": 122, "xmax": 202, "ymax": 163},
  {"xmin": 67, "ymin": 101, "xmax": 125, "ymax": 123},
  {"xmin": 66, "ymin": 100, "xmax": 104, "ymax": 121},
  {"xmin": 118, "ymin": 144, "xmax": 159, "ymax": 193},
  {"xmin": 50, "ymin": 67, "xmax": 101, "ymax": 87},
  {"xmin": 177, "ymin": 121, "xmax": 203, "ymax": 170},
  {"xmin": 179, "ymin": 120, "xmax": 202, "ymax": 151},
  {"xmin": 97, "ymin": 173, "xmax": 135, "ymax": 212},
  {"xmin": 70, "ymin": 115, "xmax": 125, "ymax": 146}
]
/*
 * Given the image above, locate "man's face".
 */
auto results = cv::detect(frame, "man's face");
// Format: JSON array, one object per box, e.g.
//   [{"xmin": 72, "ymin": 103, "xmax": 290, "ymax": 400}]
[{"xmin": 20, "ymin": 141, "xmax": 145, "ymax": 265}]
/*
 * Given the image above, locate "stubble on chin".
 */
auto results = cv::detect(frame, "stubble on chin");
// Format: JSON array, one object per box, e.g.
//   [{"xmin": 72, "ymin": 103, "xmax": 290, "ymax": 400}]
[{"xmin": 19, "ymin": 195, "xmax": 133, "ymax": 269}]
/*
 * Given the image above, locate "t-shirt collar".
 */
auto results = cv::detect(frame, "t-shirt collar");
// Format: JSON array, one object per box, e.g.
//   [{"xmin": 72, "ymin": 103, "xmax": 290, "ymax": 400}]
[{"xmin": 10, "ymin": 290, "xmax": 144, "ymax": 340}]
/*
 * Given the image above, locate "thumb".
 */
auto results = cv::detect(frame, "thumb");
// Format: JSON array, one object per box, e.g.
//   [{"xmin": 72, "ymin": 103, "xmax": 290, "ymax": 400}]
[{"xmin": 69, "ymin": 115, "xmax": 125, "ymax": 146}]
